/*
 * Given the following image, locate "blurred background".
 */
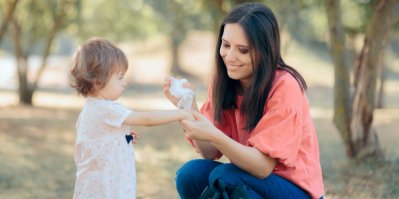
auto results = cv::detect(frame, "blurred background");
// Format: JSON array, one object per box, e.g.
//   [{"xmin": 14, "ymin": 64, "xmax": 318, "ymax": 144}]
[{"xmin": 0, "ymin": 0, "xmax": 398, "ymax": 198}]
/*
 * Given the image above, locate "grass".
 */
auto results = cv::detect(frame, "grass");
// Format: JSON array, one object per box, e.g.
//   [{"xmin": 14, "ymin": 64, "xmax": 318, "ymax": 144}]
[
  {"xmin": 0, "ymin": 104, "xmax": 195, "ymax": 199},
  {"xmin": 1, "ymin": 90, "xmax": 398, "ymax": 199}
]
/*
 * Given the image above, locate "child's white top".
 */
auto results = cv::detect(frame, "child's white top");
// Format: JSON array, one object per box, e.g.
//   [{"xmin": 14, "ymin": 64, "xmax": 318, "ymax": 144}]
[{"xmin": 73, "ymin": 97, "xmax": 136, "ymax": 199}]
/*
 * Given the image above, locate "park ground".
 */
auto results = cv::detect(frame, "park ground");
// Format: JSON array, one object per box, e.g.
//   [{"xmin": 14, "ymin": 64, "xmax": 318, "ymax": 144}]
[{"xmin": 1, "ymin": 32, "xmax": 399, "ymax": 198}]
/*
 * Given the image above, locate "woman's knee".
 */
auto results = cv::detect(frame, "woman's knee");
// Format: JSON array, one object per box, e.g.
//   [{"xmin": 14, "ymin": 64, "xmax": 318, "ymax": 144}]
[
  {"xmin": 176, "ymin": 159, "xmax": 203, "ymax": 184},
  {"xmin": 208, "ymin": 163, "xmax": 247, "ymax": 185},
  {"xmin": 176, "ymin": 159, "xmax": 223, "ymax": 198},
  {"xmin": 176, "ymin": 159, "xmax": 222, "ymax": 185}
]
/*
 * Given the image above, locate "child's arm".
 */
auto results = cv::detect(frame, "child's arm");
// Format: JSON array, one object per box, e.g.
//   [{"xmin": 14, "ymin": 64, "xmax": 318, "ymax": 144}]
[{"xmin": 123, "ymin": 109, "xmax": 193, "ymax": 127}]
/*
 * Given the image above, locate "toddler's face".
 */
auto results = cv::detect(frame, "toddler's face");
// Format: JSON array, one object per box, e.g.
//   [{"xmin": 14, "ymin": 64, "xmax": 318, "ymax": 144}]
[{"xmin": 98, "ymin": 72, "xmax": 126, "ymax": 100}]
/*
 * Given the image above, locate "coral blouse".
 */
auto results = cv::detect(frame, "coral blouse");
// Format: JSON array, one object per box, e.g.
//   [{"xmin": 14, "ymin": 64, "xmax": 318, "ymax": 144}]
[{"xmin": 198, "ymin": 70, "xmax": 324, "ymax": 199}]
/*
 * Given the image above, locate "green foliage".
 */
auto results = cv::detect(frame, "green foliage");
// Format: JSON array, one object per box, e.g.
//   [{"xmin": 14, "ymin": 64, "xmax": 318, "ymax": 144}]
[
  {"xmin": 10, "ymin": 0, "xmax": 79, "ymax": 55},
  {"xmin": 269, "ymin": 0, "xmax": 327, "ymax": 45},
  {"xmin": 341, "ymin": 0, "xmax": 372, "ymax": 34},
  {"xmin": 72, "ymin": 0, "xmax": 157, "ymax": 41},
  {"xmin": 144, "ymin": 0, "xmax": 209, "ymax": 38}
]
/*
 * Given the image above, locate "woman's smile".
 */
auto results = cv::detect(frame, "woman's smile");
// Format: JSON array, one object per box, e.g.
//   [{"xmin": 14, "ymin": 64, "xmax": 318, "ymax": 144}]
[{"xmin": 226, "ymin": 64, "xmax": 242, "ymax": 71}]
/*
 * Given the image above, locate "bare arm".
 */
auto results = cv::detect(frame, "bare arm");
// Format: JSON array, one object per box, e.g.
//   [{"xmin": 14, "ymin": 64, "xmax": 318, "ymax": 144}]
[
  {"xmin": 211, "ymin": 129, "xmax": 276, "ymax": 178},
  {"xmin": 184, "ymin": 103, "xmax": 220, "ymax": 159},
  {"xmin": 181, "ymin": 111, "xmax": 277, "ymax": 178},
  {"xmin": 123, "ymin": 109, "xmax": 191, "ymax": 127},
  {"xmin": 163, "ymin": 77, "xmax": 220, "ymax": 159}
]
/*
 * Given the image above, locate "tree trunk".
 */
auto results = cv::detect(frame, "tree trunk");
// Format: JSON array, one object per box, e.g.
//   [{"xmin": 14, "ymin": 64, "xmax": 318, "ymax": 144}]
[
  {"xmin": 170, "ymin": 37, "xmax": 184, "ymax": 75},
  {"xmin": 169, "ymin": 1, "xmax": 187, "ymax": 76},
  {"xmin": 324, "ymin": 0, "xmax": 354, "ymax": 157},
  {"xmin": 0, "ymin": 0, "xmax": 19, "ymax": 43},
  {"xmin": 11, "ymin": 0, "xmax": 72, "ymax": 105},
  {"xmin": 32, "ymin": 4, "xmax": 66, "ymax": 91},
  {"xmin": 350, "ymin": 0, "xmax": 399, "ymax": 159},
  {"xmin": 376, "ymin": 61, "xmax": 385, "ymax": 108},
  {"xmin": 12, "ymin": 19, "xmax": 33, "ymax": 105},
  {"xmin": 209, "ymin": 0, "xmax": 228, "ymax": 37},
  {"xmin": 17, "ymin": 56, "xmax": 33, "ymax": 104}
]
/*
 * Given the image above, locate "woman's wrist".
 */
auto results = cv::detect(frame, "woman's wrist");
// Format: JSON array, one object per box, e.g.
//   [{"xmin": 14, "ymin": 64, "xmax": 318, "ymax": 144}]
[
  {"xmin": 178, "ymin": 109, "xmax": 194, "ymax": 121},
  {"xmin": 209, "ymin": 128, "xmax": 226, "ymax": 147}
]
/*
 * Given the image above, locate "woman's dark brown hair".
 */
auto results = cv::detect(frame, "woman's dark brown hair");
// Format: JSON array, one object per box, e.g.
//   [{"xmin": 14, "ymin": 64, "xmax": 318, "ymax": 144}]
[{"xmin": 213, "ymin": 3, "xmax": 307, "ymax": 131}]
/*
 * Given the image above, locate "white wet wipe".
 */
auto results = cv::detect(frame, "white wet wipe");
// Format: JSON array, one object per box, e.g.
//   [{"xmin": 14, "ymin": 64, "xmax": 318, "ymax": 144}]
[{"xmin": 169, "ymin": 77, "xmax": 195, "ymax": 110}]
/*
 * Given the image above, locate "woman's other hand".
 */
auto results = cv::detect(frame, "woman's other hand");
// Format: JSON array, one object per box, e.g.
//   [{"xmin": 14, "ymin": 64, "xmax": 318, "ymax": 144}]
[{"xmin": 180, "ymin": 111, "xmax": 219, "ymax": 142}]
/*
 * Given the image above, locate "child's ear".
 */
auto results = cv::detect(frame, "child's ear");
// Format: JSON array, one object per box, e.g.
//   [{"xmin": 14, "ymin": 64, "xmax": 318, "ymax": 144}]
[{"xmin": 93, "ymin": 79, "xmax": 103, "ymax": 90}]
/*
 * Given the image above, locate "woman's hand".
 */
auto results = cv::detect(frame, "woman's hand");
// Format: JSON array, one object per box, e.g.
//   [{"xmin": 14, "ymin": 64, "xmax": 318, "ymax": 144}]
[
  {"xmin": 180, "ymin": 111, "xmax": 220, "ymax": 142},
  {"xmin": 163, "ymin": 77, "xmax": 195, "ymax": 108}
]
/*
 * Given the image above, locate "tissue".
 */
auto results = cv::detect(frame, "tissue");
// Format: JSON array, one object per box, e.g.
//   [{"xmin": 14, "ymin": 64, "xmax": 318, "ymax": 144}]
[{"xmin": 169, "ymin": 77, "xmax": 195, "ymax": 110}]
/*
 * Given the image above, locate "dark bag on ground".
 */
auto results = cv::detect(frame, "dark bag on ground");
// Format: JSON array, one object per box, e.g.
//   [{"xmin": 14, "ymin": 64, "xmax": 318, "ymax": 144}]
[{"xmin": 198, "ymin": 179, "xmax": 250, "ymax": 199}]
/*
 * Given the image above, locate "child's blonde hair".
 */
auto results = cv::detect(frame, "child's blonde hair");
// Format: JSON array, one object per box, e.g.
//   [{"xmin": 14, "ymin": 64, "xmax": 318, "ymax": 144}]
[{"xmin": 70, "ymin": 38, "xmax": 128, "ymax": 97}]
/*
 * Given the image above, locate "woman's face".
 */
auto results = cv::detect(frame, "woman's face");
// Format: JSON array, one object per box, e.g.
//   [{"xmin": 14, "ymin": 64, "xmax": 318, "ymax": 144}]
[{"xmin": 219, "ymin": 23, "xmax": 253, "ymax": 88}]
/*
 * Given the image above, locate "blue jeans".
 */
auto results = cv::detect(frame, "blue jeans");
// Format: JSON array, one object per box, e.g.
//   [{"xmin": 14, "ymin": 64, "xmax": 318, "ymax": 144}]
[{"xmin": 175, "ymin": 159, "xmax": 313, "ymax": 199}]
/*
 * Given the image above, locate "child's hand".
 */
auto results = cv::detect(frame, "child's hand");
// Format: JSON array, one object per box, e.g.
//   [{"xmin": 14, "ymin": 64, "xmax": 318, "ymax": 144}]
[{"xmin": 130, "ymin": 130, "xmax": 140, "ymax": 144}]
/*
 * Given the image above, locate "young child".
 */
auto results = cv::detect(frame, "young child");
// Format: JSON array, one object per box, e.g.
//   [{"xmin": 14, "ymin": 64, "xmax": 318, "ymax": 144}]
[{"xmin": 69, "ymin": 38, "xmax": 192, "ymax": 199}]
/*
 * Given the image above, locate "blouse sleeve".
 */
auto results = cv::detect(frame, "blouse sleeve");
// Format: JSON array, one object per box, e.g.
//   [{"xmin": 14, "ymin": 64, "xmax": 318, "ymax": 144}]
[{"xmin": 247, "ymin": 73, "xmax": 304, "ymax": 168}]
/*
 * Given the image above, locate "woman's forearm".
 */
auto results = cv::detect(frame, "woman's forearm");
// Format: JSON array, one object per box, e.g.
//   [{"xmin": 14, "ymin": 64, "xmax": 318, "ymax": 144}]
[
  {"xmin": 189, "ymin": 101, "xmax": 221, "ymax": 159},
  {"xmin": 192, "ymin": 140, "xmax": 220, "ymax": 160},
  {"xmin": 210, "ymin": 130, "xmax": 276, "ymax": 178}
]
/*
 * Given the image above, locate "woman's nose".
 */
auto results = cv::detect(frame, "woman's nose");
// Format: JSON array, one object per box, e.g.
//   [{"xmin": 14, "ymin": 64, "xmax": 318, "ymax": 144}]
[{"xmin": 225, "ymin": 49, "xmax": 237, "ymax": 62}]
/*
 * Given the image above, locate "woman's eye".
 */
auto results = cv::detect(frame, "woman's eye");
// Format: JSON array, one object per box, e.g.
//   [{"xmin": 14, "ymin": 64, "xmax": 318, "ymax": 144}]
[
  {"xmin": 223, "ymin": 43, "xmax": 230, "ymax": 48},
  {"xmin": 239, "ymin": 48, "xmax": 249, "ymax": 54}
]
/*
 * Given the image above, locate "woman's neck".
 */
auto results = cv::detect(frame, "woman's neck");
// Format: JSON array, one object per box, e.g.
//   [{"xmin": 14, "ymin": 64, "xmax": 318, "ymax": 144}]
[{"xmin": 238, "ymin": 80, "xmax": 250, "ymax": 95}]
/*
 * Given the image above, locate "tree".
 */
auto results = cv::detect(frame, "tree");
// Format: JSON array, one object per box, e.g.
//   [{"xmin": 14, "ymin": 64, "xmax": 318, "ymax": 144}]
[
  {"xmin": 10, "ymin": 0, "xmax": 79, "ymax": 105},
  {"xmin": 0, "ymin": 0, "xmax": 19, "ymax": 43},
  {"xmin": 325, "ymin": 0, "xmax": 399, "ymax": 160},
  {"xmin": 145, "ymin": 0, "xmax": 207, "ymax": 76},
  {"xmin": 74, "ymin": 0, "xmax": 155, "ymax": 42}
]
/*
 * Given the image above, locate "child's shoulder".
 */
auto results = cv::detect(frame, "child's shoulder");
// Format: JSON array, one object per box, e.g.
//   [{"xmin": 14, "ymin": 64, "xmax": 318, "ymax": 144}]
[
  {"xmin": 85, "ymin": 97, "xmax": 119, "ymax": 107},
  {"xmin": 84, "ymin": 97, "xmax": 131, "ymax": 115}
]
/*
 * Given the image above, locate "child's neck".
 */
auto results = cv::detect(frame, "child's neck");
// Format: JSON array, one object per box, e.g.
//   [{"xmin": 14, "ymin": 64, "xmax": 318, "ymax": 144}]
[{"xmin": 88, "ymin": 93, "xmax": 108, "ymax": 101}]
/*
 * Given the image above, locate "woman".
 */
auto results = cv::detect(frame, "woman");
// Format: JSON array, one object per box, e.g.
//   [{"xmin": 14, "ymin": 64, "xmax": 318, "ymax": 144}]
[{"xmin": 164, "ymin": 3, "xmax": 324, "ymax": 199}]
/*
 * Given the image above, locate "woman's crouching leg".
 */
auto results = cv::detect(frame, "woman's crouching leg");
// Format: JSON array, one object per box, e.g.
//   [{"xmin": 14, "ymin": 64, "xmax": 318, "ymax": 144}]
[
  {"xmin": 208, "ymin": 163, "xmax": 310, "ymax": 199},
  {"xmin": 175, "ymin": 159, "xmax": 222, "ymax": 199}
]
